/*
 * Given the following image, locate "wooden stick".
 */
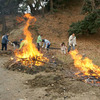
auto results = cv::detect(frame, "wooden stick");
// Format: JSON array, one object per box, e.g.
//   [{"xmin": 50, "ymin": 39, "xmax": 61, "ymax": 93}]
[{"xmin": 9, "ymin": 61, "xmax": 18, "ymax": 68}]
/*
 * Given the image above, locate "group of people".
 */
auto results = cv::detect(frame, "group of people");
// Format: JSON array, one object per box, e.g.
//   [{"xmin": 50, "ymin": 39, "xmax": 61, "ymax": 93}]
[
  {"xmin": 1, "ymin": 33, "xmax": 51, "ymax": 52},
  {"xmin": 1, "ymin": 33, "xmax": 76, "ymax": 54},
  {"xmin": 36, "ymin": 34, "xmax": 51, "ymax": 51},
  {"xmin": 60, "ymin": 33, "xmax": 76, "ymax": 54},
  {"xmin": 36, "ymin": 33, "xmax": 76, "ymax": 54}
]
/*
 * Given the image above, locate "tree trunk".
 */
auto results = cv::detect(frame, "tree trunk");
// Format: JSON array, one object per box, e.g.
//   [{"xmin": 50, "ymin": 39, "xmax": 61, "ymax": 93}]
[
  {"xmin": 28, "ymin": 4, "xmax": 35, "ymax": 15},
  {"xmin": 42, "ymin": 7, "xmax": 45, "ymax": 17},
  {"xmin": 81, "ymin": 0, "xmax": 86, "ymax": 14},
  {"xmin": 50, "ymin": 0, "xmax": 53, "ymax": 13},
  {"xmin": 2, "ymin": 12, "xmax": 7, "ymax": 35},
  {"xmin": 91, "ymin": 0, "xmax": 96, "ymax": 10}
]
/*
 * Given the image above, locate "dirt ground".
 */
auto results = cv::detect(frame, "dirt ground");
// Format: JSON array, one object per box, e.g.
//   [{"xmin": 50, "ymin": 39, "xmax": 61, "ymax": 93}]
[
  {"xmin": 0, "ymin": 49, "xmax": 100, "ymax": 100},
  {"xmin": 0, "ymin": 1, "xmax": 100, "ymax": 99}
]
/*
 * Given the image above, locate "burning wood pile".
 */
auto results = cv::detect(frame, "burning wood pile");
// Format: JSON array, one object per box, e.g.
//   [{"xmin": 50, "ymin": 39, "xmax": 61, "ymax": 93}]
[
  {"xmin": 6, "ymin": 55, "xmax": 57, "ymax": 75},
  {"xmin": 70, "ymin": 50, "xmax": 100, "ymax": 86},
  {"xmin": 10, "ymin": 14, "xmax": 49, "ymax": 68},
  {"xmin": 6, "ymin": 59, "xmax": 48, "ymax": 75},
  {"xmin": 10, "ymin": 56, "xmax": 48, "ymax": 68}
]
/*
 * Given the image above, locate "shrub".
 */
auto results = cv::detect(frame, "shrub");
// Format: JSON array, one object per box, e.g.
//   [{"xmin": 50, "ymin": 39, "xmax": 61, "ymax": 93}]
[{"xmin": 68, "ymin": 9, "xmax": 100, "ymax": 35}]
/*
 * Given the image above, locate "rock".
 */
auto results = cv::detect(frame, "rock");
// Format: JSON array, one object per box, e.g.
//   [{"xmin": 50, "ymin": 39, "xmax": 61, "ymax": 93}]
[
  {"xmin": 25, "ymin": 81, "xmax": 28, "ymax": 84},
  {"xmin": 51, "ymin": 84, "xmax": 54, "ymax": 86},
  {"xmin": 45, "ymin": 94, "xmax": 49, "ymax": 96},
  {"xmin": 7, "ymin": 89, "xmax": 9, "ymax": 91},
  {"xmin": 64, "ymin": 96, "xmax": 68, "ymax": 99},
  {"xmin": 52, "ymin": 56, "xmax": 54, "ymax": 59},
  {"xmin": 18, "ymin": 91, "xmax": 20, "ymax": 93}
]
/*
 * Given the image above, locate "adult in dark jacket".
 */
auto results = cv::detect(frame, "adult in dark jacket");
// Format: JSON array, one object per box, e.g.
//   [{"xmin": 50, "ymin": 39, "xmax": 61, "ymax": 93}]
[{"xmin": 1, "ymin": 34, "xmax": 10, "ymax": 51}]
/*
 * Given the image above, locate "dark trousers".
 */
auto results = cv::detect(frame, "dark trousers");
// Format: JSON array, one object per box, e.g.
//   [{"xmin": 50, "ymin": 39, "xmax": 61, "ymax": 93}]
[
  {"xmin": 47, "ymin": 44, "xmax": 50, "ymax": 51},
  {"xmin": 37, "ymin": 43, "xmax": 40, "ymax": 51},
  {"xmin": 2, "ymin": 43, "xmax": 7, "ymax": 51}
]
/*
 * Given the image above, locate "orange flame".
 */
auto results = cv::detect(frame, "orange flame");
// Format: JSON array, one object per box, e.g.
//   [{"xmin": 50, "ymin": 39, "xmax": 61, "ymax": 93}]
[
  {"xmin": 70, "ymin": 50, "xmax": 100, "ymax": 78},
  {"xmin": 15, "ymin": 14, "xmax": 48, "ymax": 67},
  {"xmin": 16, "ymin": 16, "xmax": 25, "ymax": 23}
]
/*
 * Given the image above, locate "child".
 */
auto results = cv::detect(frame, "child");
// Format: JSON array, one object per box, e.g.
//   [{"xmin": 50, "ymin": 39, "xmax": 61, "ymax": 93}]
[{"xmin": 60, "ymin": 42, "xmax": 67, "ymax": 54}]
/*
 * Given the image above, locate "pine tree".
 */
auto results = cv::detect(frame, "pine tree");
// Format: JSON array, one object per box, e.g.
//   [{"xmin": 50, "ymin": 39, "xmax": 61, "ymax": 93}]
[
  {"xmin": 81, "ymin": 0, "xmax": 100, "ymax": 14},
  {"xmin": 68, "ymin": 9, "xmax": 100, "ymax": 35}
]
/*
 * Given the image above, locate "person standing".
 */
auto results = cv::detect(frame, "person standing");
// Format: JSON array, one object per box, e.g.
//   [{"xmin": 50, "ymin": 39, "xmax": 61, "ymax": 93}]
[
  {"xmin": 61, "ymin": 42, "xmax": 67, "ymax": 54},
  {"xmin": 1, "ymin": 33, "xmax": 10, "ymax": 51},
  {"xmin": 68, "ymin": 33, "xmax": 76, "ymax": 53},
  {"xmin": 37, "ymin": 34, "xmax": 42, "ymax": 51},
  {"xmin": 42, "ymin": 39, "xmax": 51, "ymax": 51}
]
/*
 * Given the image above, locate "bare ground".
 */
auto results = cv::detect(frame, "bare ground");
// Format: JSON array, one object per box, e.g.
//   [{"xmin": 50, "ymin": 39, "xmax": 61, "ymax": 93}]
[
  {"xmin": 0, "ymin": 49, "xmax": 100, "ymax": 100},
  {"xmin": 0, "ymin": 1, "xmax": 100, "ymax": 99}
]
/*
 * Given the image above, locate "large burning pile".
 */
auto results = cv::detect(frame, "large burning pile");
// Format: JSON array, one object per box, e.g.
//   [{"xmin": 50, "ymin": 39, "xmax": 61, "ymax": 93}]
[
  {"xmin": 14, "ymin": 14, "xmax": 48, "ymax": 67},
  {"xmin": 70, "ymin": 50, "xmax": 100, "ymax": 86}
]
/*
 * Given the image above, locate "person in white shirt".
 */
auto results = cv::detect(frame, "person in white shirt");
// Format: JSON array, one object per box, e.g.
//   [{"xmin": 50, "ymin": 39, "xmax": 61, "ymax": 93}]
[
  {"xmin": 68, "ymin": 33, "xmax": 76, "ymax": 52},
  {"xmin": 42, "ymin": 39, "xmax": 51, "ymax": 51}
]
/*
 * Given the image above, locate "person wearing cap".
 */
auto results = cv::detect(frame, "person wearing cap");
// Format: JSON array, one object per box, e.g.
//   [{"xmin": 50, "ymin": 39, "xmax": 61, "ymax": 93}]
[
  {"xmin": 19, "ymin": 39, "xmax": 28, "ymax": 50},
  {"xmin": 1, "ymin": 33, "xmax": 11, "ymax": 51},
  {"xmin": 42, "ymin": 39, "xmax": 51, "ymax": 51},
  {"xmin": 37, "ymin": 34, "xmax": 42, "ymax": 51},
  {"xmin": 68, "ymin": 33, "xmax": 76, "ymax": 53}
]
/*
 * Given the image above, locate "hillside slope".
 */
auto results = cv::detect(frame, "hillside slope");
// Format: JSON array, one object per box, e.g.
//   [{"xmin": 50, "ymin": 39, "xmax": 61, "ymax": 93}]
[{"xmin": 0, "ymin": 1, "xmax": 100, "ymax": 100}]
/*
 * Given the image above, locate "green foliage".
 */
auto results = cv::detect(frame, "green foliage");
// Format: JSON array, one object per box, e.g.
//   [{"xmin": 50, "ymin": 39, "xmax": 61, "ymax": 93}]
[
  {"xmin": 95, "ymin": 0, "xmax": 100, "ymax": 6},
  {"xmin": 82, "ymin": 0, "xmax": 92, "ymax": 14},
  {"xmin": 68, "ymin": 9, "xmax": 100, "ymax": 35},
  {"xmin": 82, "ymin": 0, "xmax": 100, "ymax": 14}
]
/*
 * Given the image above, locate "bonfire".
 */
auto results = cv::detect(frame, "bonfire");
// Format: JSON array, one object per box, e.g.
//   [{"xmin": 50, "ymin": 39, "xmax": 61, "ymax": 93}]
[
  {"xmin": 13, "ymin": 14, "xmax": 49, "ymax": 67},
  {"xmin": 70, "ymin": 50, "xmax": 100, "ymax": 85}
]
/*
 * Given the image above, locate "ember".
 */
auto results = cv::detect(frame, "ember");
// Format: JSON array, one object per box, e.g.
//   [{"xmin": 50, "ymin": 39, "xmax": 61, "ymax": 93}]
[
  {"xmin": 70, "ymin": 50, "xmax": 100, "ymax": 85},
  {"xmin": 14, "ymin": 14, "xmax": 49, "ymax": 67}
]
